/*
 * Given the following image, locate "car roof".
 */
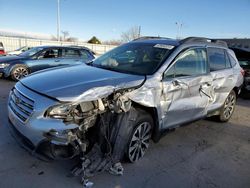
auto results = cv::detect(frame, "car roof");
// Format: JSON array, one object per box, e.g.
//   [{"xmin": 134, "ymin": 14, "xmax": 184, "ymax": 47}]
[
  {"xmin": 131, "ymin": 37, "xmax": 180, "ymax": 46},
  {"xmin": 130, "ymin": 37, "xmax": 228, "ymax": 49},
  {"xmin": 35, "ymin": 45, "xmax": 92, "ymax": 51}
]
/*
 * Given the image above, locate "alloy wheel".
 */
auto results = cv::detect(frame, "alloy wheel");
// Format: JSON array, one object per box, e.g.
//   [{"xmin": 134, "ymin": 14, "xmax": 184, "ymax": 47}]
[
  {"xmin": 223, "ymin": 92, "xmax": 236, "ymax": 120},
  {"xmin": 13, "ymin": 67, "xmax": 29, "ymax": 80},
  {"xmin": 128, "ymin": 122, "xmax": 151, "ymax": 162}
]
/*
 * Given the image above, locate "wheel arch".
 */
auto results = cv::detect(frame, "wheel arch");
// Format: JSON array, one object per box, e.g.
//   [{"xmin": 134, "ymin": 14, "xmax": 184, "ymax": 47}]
[
  {"xmin": 232, "ymin": 86, "xmax": 241, "ymax": 98},
  {"xmin": 131, "ymin": 102, "xmax": 161, "ymax": 143},
  {"xmin": 10, "ymin": 63, "xmax": 30, "ymax": 73},
  {"xmin": 8, "ymin": 63, "xmax": 30, "ymax": 80}
]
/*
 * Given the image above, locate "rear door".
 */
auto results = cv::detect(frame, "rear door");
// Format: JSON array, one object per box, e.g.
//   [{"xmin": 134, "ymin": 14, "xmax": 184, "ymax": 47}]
[
  {"xmin": 207, "ymin": 47, "xmax": 235, "ymax": 110},
  {"xmin": 59, "ymin": 48, "xmax": 84, "ymax": 66},
  {"xmin": 161, "ymin": 47, "xmax": 213, "ymax": 128}
]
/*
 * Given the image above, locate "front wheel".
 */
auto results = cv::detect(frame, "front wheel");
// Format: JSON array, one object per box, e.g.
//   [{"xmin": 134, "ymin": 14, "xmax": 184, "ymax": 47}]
[
  {"xmin": 126, "ymin": 111, "xmax": 153, "ymax": 163},
  {"xmin": 11, "ymin": 65, "xmax": 29, "ymax": 81},
  {"xmin": 219, "ymin": 90, "xmax": 236, "ymax": 122}
]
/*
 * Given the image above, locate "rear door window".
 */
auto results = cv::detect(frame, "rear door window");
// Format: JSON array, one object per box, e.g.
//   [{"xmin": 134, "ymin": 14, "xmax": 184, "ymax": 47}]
[
  {"xmin": 62, "ymin": 49, "xmax": 81, "ymax": 58},
  {"xmin": 207, "ymin": 48, "xmax": 227, "ymax": 71}
]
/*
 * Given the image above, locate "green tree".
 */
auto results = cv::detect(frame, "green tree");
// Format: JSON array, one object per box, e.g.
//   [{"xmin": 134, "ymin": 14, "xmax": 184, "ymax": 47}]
[{"xmin": 88, "ymin": 36, "xmax": 101, "ymax": 44}]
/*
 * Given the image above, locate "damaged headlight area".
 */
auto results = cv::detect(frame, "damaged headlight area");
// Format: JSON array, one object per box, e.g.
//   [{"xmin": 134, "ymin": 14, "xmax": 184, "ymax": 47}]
[
  {"xmin": 42, "ymin": 93, "xmax": 135, "ymax": 186},
  {"xmin": 46, "ymin": 103, "xmax": 75, "ymax": 119},
  {"xmin": 45, "ymin": 101, "xmax": 100, "ymax": 130}
]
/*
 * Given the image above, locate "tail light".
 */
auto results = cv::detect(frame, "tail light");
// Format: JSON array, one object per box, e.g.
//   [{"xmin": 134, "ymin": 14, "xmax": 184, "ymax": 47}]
[{"xmin": 240, "ymin": 69, "xmax": 245, "ymax": 76}]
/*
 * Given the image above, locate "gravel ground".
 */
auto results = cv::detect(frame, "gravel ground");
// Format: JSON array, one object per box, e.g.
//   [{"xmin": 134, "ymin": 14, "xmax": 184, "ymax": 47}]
[{"xmin": 0, "ymin": 78, "xmax": 250, "ymax": 188}]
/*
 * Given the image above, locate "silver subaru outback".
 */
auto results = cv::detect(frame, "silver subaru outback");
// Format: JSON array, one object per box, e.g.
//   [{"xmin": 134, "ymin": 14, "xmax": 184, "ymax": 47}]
[{"xmin": 8, "ymin": 37, "xmax": 243, "ymax": 175}]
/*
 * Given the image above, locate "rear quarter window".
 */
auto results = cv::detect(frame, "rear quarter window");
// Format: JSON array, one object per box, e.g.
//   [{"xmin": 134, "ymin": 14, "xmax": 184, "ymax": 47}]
[
  {"xmin": 228, "ymin": 53, "xmax": 238, "ymax": 67},
  {"xmin": 80, "ymin": 50, "xmax": 93, "ymax": 60}
]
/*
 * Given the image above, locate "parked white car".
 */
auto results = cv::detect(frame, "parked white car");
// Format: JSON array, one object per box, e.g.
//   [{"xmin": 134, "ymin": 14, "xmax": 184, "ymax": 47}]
[{"xmin": 7, "ymin": 46, "xmax": 32, "ymax": 55}]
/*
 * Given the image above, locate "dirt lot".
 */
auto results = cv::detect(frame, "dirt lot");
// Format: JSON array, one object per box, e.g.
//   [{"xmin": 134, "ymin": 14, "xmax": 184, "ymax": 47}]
[{"xmin": 0, "ymin": 78, "xmax": 250, "ymax": 188}]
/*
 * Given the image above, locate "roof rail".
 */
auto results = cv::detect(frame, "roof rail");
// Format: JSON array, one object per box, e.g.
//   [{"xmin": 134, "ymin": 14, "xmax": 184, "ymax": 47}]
[
  {"xmin": 180, "ymin": 37, "xmax": 228, "ymax": 47},
  {"xmin": 133, "ymin": 36, "xmax": 171, "ymax": 41}
]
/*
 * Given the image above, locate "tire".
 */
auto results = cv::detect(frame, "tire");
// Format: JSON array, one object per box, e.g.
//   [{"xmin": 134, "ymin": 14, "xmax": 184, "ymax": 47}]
[
  {"xmin": 126, "ymin": 110, "xmax": 153, "ymax": 163},
  {"xmin": 11, "ymin": 65, "xmax": 29, "ymax": 81},
  {"xmin": 218, "ymin": 90, "xmax": 237, "ymax": 122}
]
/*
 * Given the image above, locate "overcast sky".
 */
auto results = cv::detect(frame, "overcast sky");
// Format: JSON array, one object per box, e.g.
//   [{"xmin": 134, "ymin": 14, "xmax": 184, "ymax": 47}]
[{"xmin": 0, "ymin": 0, "xmax": 249, "ymax": 41}]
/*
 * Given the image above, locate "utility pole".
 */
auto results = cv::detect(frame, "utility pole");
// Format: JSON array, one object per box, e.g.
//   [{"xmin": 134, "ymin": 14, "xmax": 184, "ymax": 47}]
[
  {"xmin": 175, "ymin": 22, "xmax": 183, "ymax": 39},
  {"xmin": 138, "ymin": 26, "xmax": 141, "ymax": 38},
  {"xmin": 57, "ymin": 0, "xmax": 61, "ymax": 41}
]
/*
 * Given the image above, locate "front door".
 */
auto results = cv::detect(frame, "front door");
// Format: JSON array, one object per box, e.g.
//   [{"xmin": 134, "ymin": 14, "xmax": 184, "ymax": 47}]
[
  {"xmin": 161, "ymin": 48, "xmax": 213, "ymax": 128},
  {"xmin": 27, "ymin": 48, "xmax": 62, "ymax": 72}
]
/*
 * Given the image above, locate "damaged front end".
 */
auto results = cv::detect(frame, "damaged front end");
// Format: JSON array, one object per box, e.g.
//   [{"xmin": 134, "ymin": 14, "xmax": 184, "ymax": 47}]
[{"xmin": 42, "ymin": 87, "xmax": 137, "ymax": 184}]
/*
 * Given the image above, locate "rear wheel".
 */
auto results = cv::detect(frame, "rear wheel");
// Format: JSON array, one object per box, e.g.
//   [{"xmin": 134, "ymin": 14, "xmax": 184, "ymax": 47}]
[
  {"xmin": 11, "ymin": 65, "xmax": 29, "ymax": 81},
  {"xmin": 126, "ymin": 111, "xmax": 153, "ymax": 163},
  {"xmin": 219, "ymin": 90, "xmax": 236, "ymax": 122}
]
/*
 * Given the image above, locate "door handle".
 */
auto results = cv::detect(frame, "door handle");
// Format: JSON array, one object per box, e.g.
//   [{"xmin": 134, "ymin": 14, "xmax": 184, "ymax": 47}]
[
  {"xmin": 55, "ymin": 60, "xmax": 60, "ymax": 62},
  {"xmin": 202, "ymin": 82, "xmax": 211, "ymax": 87},
  {"xmin": 172, "ymin": 79, "xmax": 188, "ymax": 87},
  {"xmin": 172, "ymin": 80, "xmax": 180, "ymax": 86}
]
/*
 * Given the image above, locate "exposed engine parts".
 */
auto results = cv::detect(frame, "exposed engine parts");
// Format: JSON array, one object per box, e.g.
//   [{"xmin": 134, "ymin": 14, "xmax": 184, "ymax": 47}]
[{"xmin": 44, "ymin": 92, "xmax": 134, "ymax": 186}]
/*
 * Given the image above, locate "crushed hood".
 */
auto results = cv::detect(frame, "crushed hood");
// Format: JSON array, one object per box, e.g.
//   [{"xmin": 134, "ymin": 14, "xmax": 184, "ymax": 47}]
[{"xmin": 21, "ymin": 64, "xmax": 145, "ymax": 101}]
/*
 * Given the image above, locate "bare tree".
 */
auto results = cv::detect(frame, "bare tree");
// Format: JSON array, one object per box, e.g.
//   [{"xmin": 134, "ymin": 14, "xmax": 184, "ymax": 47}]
[
  {"xmin": 61, "ymin": 31, "xmax": 70, "ymax": 41},
  {"xmin": 66, "ymin": 37, "xmax": 78, "ymax": 42},
  {"xmin": 121, "ymin": 26, "xmax": 141, "ymax": 42}
]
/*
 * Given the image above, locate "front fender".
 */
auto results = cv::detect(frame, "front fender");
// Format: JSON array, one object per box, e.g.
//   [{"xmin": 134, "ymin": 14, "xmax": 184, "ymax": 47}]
[{"xmin": 4, "ymin": 63, "xmax": 29, "ymax": 77}]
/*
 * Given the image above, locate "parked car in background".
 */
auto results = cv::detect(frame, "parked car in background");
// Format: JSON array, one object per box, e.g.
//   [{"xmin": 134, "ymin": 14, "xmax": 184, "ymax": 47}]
[
  {"xmin": 231, "ymin": 47, "xmax": 250, "ymax": 95},
  {"xmin": 0, "ymin": 45, "xmax": 95, "ymax": 81},
  {"xmin": 8, "ymin": 37, "xmax": 243, "ymax": 173},
  {"xmin": 0, "ymin": 42, "xmax": 5, "ymax": 56},
  {"xmin": 7, "ymin": 46, "xmax": 33, "ymax": 56}
]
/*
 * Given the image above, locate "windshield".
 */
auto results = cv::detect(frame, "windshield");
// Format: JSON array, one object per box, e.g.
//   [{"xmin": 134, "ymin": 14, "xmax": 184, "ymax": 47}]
[
  {"xmin": 92, "ymin": 43, "xmax": 173, "ymax": 75},
  {"xmin": 19, "ymin": 47, "xmax": 43, "ymax": 57}
]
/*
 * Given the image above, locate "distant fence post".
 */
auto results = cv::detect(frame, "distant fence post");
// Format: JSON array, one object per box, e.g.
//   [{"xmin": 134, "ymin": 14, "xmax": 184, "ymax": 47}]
[{"xmin": 19, "ymin": 38, "xmax": 21, "ymax": 48}]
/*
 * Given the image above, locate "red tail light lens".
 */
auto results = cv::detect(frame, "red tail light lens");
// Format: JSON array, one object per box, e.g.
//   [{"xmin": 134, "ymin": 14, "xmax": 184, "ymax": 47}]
[{"xmin": 240, "ymin": 69, "xmax": 245, "ymax": 76}]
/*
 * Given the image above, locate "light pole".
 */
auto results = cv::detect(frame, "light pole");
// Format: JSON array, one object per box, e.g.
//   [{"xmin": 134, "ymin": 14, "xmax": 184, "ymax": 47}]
[
  {"xmin": 138, "ymin": 26, "xmax": 141, "ymax": 38},
  {"xmin": 57, "ymin": 0, "xmax": 61, "ymax": 41},
  {"xmin": 175, "ymin": 22, "xmax": 183, "ymax": 39}
]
